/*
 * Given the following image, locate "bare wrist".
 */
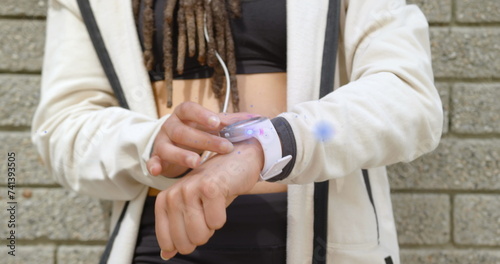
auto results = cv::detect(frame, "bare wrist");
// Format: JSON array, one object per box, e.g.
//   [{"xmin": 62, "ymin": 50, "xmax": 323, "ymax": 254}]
[{"xmin": 234, "ymin": 138, "xmax": 264, "ymax": 175}]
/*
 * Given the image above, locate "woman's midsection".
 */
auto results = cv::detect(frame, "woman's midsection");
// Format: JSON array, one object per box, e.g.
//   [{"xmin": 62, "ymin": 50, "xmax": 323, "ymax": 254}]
[{"xmin": 153, "ymin": 72, "xmax": 288, "ymax": 194}]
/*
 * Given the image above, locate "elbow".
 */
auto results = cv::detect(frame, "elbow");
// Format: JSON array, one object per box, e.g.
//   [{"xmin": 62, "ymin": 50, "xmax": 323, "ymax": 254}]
[
  {"xmin": 411, "ymin": 83, "xmax": 444, "ymax": 161},
  {"xmin": 426, "ymin": 93, "xmax": 444, "ymax": 152}
]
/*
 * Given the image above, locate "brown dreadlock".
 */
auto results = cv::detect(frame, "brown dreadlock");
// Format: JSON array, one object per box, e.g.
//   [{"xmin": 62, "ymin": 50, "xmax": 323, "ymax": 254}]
[{"xmin": 133, "ymin": 0, "xmax": 241, "ymax": 112}]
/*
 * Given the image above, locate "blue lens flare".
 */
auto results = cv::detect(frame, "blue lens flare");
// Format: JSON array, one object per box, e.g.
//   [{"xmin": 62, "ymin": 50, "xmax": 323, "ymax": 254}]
[{"xmin": 313, "ymin": 121, "xmax": 335, "ymax": 142}]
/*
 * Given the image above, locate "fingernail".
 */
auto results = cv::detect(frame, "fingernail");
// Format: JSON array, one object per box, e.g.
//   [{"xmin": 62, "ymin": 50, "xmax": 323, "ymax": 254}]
[
  {"xmin": 160, "ymin": 250, "xmax": 171, "ymax": 261},
  {"xmin": 221, "ymin": 141, "xmax": 234, "ymax": 153},
  {"xmin": 208, "ymin": 116, "xmax": 220, "ymax": 127},
  {"xmin": 187, "ymin": 155, "xmax": 199, "ymax": 168}
]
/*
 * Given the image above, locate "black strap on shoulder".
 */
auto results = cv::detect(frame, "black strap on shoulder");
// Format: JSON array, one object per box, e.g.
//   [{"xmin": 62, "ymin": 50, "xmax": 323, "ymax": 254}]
[
  {"xmin": 77, "ymin": 0, "xmax": 129, "ymax": 109},
  {"xmin": 76, "ymin": 1, "xmax": 131, "ymax": 263},
  {"xmin": 313, "ymin": 0, "xmax": 340, "ymax": 263},
  {"xmin": 319, "ymin": 0, "xmax": 341, "ymax": 99}
]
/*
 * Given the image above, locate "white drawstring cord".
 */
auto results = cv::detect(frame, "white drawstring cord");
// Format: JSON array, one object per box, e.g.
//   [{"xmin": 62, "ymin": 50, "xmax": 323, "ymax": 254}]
[
  {"xmin": 203, "ymin": 2, "xmax": 231, "ymax": 113},
  {"xmin": 200, "ymin": 3, "xmax": 231, "ymax": 164}
]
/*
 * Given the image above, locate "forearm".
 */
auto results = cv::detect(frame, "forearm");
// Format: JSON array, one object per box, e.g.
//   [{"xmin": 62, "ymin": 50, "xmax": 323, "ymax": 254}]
[
  {"xmin": 270, "ymin": 4, "xmax": 442, "ymax": 184},
  {"xmin": 32, "ymin": 105, "xmax": 177, "ymax": 199}
]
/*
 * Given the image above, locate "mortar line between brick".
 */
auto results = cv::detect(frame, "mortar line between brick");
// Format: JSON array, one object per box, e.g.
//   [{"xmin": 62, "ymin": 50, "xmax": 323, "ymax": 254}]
[
  {"xmin": 16, "ymin": 238, "xmax": 108, "ymax": 244},
  {"xmin": 450, "ymin": 193, "xmax": 455, "ymax": 246},
  {"xmin": 450, "ymin": 0, "xmax": 456, "ymax": 25},
  {"xmin": 53, "ymin": 246, "xmax": 58, "ymax": 264},
  {"xmin": 0, "ymin": 15, "xmax": 46, "ymax": 21},
  {"xmin": 0, "ymin": 70, "xmax": 42, "ymax": 75},
  {"xmin": 0, "ymin": 126, "xmax": 31, "ymax": 132},
  {"xmin": 430, "ymin": 22, "xmax": 500, "ymax": 27},
  {"xmin": 0, "ymin": 72, "xmax": 42, "ymax": 76},
  {"xmin": 429, "ymin": 22, "xmax": 451, "ymax": 27},
  {"xmin": 454, "ymin": 22, "xmax": 500, "ymax": 27},
  {"xmin": 446, "ymin": 82, "xmax": 452, "ymax": 134}
]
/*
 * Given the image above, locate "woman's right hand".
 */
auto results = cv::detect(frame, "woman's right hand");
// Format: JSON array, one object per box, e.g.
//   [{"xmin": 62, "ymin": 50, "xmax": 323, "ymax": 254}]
[
  {"xmin": 155, "ymin": 137, "xmax": 264, "ymax": 258},
  {"xmin": 147, "ymin": 102, "xmax": 256, "ymax": 177}
]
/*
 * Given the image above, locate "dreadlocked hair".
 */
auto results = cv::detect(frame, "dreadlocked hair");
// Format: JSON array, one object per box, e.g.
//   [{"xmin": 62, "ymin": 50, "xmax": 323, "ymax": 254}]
[{"xmin": 133, "ymin": 0, "xmax": 241, "ymax": 112}]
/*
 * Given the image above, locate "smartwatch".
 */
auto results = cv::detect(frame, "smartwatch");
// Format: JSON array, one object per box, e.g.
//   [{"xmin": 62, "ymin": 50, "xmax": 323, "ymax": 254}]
[{"xmin": 219, "ymin": 117, "xmax": 292, "ymax": 181}]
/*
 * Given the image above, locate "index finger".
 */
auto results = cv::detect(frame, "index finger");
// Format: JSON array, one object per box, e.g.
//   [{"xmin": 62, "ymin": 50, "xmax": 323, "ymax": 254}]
[
  {"xmin": 174, "ymin": 102, "xmax": 221, "ymax": 129},
  {"xmin": 155, "ymin": 193, "xmax": 176, "ymax": 253}
]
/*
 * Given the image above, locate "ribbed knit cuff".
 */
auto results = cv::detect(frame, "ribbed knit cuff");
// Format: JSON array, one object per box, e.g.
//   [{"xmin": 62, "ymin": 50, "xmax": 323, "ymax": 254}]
[{"xmin": 268, "ymin": 117, "xmax": 296, "ymax": 182}]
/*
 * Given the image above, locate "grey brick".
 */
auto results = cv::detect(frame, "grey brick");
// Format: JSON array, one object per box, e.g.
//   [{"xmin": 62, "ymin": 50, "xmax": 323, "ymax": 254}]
[
  {"xmin": 392, "ymin": 194, "xmax": 450, "ymax": 245},
  {"xmin": 0, "ymin": 0, "xmax": 47, "ymax": 17},
  {"xmin": 436, "ymin": 82, "xmax": 450, "ymax": 134},
  {"xmin": 0, "ymin": 188, "xmax": 111, "ymax": 241},
  {"xmin": 401, "ymin": 249, "xmax": 500, "ymax": 264},
  {"xmin": 454, "ymin": 195, "xmax": 500, "ymax": 246},
  {"xmin": 407, "ymin": 0, "xmax": 452, "ymax": 23},
  {"xmin": 430, "ymin": 27, "xmax": 500, "ymax": 79},
  {"xmin": 0, "ymin": 74, "xmax": 41, "ymax": 127},
  {"xmin": 0, "ymin": 20, "xmax": 45, "ymax": 72},
  {"xmin": 456, "ymin": 0, "xmax": 500, "ymax": 23},
  {"xmin": 0, "ymin": 132, "xmax": 53, "ymax": 185},
  {"xmin": 388, "ymin": 139, "xmax": 500, "ymax": 191},
  {"xmin": 0, "ymin": 245, "xmax": 55, "ymax": 264},
  {"xmin": 57, "ymin": 246, "xmax": 105, "ymax": 264},
  {"xmin": 451, "ymin": 83, "xmax": 500, "ymax": 134}
]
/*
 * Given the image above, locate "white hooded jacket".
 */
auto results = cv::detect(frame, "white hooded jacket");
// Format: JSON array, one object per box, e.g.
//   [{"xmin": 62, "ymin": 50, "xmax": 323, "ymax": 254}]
[{"xmin": 32, "ymin": 0, "xmax": 443, "ymax": 263}]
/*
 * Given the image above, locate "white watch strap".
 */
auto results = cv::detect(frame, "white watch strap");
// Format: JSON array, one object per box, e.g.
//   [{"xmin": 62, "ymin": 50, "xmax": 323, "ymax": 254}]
[
  {"xmin": 259, "ymin": 155, "xmax": 292, "ymax": 181},
  {"xmin": 254, "ymin": 119, "xmax": 291, "ymax": 181}
]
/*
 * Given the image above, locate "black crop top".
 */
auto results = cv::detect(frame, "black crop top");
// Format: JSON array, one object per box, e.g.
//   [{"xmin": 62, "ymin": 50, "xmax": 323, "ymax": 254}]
[{"xmin": 137, "ymin": 0, "xmax": 287, "ymax": 81}]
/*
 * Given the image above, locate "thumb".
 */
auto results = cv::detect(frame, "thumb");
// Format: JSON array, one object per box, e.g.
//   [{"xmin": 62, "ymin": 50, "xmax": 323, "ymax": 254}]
[
  {"xmin": 147, "ymin": 155, "xmax": 163, "ymax": 176},
  {"xmin": 160, "ymin": 249, "xmax": 177, "ymax": 261}
]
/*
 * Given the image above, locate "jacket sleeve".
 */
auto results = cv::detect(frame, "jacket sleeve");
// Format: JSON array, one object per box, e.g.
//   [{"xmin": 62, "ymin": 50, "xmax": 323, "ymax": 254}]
[
  {"xmin": 31, "ymin": 0, "xmax": 175, "ymax": 200},
  {"xmin": 273, "ymin": 1, "xmax": 443, "ymax": 184}
]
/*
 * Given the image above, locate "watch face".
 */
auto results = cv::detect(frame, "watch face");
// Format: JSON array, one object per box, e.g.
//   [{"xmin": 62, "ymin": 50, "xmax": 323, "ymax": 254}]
[
  {"xmin": 219, "ymin": 116, "xmax": 268, "ymax": 142},
  {"xmin": 223, "ymin": 116, "xmax": 265, "ymax": 130}
]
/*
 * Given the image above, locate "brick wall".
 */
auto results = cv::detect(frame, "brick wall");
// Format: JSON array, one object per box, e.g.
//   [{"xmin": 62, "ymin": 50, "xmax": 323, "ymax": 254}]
[
  {"xmin": 0, "ymin": 0, "xmax": 498, "ymax": 263},
  {"xmin": 391, "ymin": 0, "xmax": 500, "ymax": 263},
  {"xmin": 0, "ymin": 1, "xmax": 109, "ymax": 262}
]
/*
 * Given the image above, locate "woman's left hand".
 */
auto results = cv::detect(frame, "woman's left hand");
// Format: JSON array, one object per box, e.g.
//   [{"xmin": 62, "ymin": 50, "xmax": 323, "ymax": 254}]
[{"xmin": 154, "ymin": 138, "xmax": 264, "ymax": 260}]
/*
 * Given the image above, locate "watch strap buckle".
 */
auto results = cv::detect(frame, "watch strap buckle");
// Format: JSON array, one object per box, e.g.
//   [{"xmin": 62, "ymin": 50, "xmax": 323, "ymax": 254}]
[{"xmin": 259, "ymin": 155, "xmax": 292, "ymax": 181}]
